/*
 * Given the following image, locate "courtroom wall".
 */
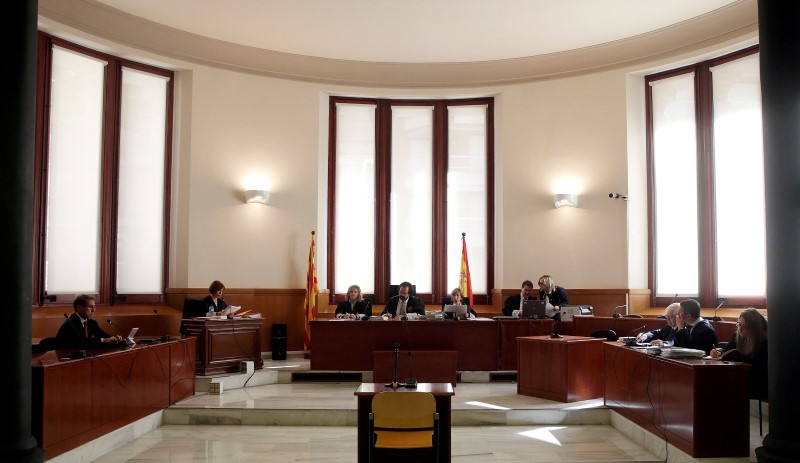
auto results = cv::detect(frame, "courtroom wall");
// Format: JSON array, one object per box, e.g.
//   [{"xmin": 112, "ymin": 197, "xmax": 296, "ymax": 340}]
[{"xmin": 38, "ymin": 18, "xmax": 757, "ymax": 296}]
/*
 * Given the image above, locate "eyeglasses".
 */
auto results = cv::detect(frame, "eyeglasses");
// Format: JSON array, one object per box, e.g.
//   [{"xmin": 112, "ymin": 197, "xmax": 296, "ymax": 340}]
[{"xmin": 85, "ymin": 305, "xmax": 97, "ymax": 311}]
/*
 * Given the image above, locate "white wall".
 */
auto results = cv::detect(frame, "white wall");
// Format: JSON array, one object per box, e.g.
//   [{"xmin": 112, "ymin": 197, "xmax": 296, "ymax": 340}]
[{"xmin": 42, "ymin": 19, "xmax": 757, "ymax": 293}]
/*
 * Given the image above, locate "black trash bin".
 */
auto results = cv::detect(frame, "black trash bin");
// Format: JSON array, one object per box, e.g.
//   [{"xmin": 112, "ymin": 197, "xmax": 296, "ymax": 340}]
[{"xmin": 272, "ymin": 323, "xmax": 287, "ymax": 360}]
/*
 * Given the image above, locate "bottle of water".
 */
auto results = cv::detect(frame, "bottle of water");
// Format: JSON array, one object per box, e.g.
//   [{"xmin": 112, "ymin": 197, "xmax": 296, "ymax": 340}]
[{"xmin": 207, "ymin": 306, "xmax": 215, "ymax": 317}]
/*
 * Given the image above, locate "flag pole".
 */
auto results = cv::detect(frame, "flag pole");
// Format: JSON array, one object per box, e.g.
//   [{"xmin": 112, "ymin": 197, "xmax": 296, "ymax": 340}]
[{"xmin": 303, "ymin": 231, "xmax": 319, "ymax": 358}]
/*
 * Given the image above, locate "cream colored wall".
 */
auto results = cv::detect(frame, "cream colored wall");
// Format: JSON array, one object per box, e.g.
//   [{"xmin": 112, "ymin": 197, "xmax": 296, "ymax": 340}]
[
  {"xmin": 174, "ymin": 66, "xmax": 630, "ymax": 290},
  {"xmin": 56, "ymin": 23, "xmax": 751, "ymax": 293}
]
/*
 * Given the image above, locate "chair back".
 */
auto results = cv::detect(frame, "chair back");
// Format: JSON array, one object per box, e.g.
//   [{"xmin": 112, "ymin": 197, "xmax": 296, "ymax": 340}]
[
  {"xmin": 590, "ymin": 329, "xmax": 618, "ymax": 341},
  {"xmin": 622, "ymin": 314, "xmax": 643, "ymax": 318},
  {"xmin": 372, "ymin": 391, "xmax": 436, "ymax": 429}
]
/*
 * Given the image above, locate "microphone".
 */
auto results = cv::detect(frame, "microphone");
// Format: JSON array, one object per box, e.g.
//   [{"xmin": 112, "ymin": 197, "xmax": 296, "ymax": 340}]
[
  {"xmin": 710, "ymin": 298, "xmax": 727, "ymax": 322},
  {"xmin": 153, "ymin": 308, "xmax": 172, "ymax": 340},
  {"xmin": 385, "ymin": 343, "xmax": 401, "ymax": 388},
  {"xmin": 63, "ymin": 313, "xmax": 87, "ymax": 358},
  {"xmin": 550, "ymin": 312, "xmax": 566, "ymax": 338},
  {"xmin": 612, "ymin": 305, "xmax": 626, "ymax": 318},
  {"xmin": 669, "ymin": 293, "xmax": 678, "ymax": 305},
  {"xmin": 404, "ymin": 351, "xmax": 417, "ymax": 388},
  {"xmin": 623, "ymin": 324, "xmax": 647, "ymax": 346},
  {"xmin": 609, "ymin": 192, "xmax": 630, "ymax": 201}
]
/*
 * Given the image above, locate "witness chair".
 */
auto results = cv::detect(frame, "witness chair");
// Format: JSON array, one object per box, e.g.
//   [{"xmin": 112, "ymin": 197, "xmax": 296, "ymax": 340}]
[
  {"xmin": 590, "ymin": 329, "xmax": 618, "ymax": 342},
  {"xmin": 369, "ymin": 391, "xmax": 439, "ymax": 463}
]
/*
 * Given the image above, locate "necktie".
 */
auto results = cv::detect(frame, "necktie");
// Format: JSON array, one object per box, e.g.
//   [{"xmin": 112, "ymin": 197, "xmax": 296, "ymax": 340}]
[
  {"xmin": 84, "ymin": 321, "xmax": 89, "ymax": 337},
  {"xmin": 400, "ymin": 299, "xmax": 407, "ymax": 316}
]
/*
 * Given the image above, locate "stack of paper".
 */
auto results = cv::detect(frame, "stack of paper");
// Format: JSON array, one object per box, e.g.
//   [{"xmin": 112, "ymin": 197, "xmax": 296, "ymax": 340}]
[{"xmin": 660, "ymin": 347, "xmax": 705, "ymax": 358}]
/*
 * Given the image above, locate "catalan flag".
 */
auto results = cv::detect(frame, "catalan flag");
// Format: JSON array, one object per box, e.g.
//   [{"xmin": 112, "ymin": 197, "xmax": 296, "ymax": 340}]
[
  {"xmin": 459, "ymin": 233, "xmax": 473, "ymax": 304},
  {"xmin": 303, "ymin": 231, "xmax": 319, "ymax": 352}
]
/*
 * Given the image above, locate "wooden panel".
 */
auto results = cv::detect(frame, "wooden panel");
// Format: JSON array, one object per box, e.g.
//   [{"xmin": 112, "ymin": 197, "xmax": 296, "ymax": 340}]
[
  {"xmin": 183, "ymin": 318, "xmax": 264, "ymax": 375},
  {"xmin": 453, "ymin": 321, "xmax": 499, "ymax": 370},
  {"xmin": 498, "ymin": 320, "xmax": 553, "ymax": 370},
  {"xmin": 603, "ymin": 343, "xmax": 750, "ymax": 458},
  {"xmin": 373, "ymin": 350, "xmax": 458, "ymax": 386},
  {"xmin": 517, "ymin": 336, "xmax": 604, "ymax": 402},
  {"xmin": 32, "ymin": 338, "xmax": 195, "ymax": 459},
  {"xmin": 170, "ymin": 337, "xmax": 196, "ymax": 404}
]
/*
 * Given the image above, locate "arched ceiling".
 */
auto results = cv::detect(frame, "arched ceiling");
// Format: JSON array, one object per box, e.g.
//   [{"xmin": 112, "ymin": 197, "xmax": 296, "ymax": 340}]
[{"xmin": 38, "ymin": 0, "xmax": 758, "ymax": 87}]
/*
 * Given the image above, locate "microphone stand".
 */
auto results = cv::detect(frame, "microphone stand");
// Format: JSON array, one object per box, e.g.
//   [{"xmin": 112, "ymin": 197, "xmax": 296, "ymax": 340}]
[
  {"xmin": 385, "ymin": 343, "xmax": 400, "ymax": 388},
  {"xmin": 623, "ymin": 324, "xmax": 647, "ymax": 346},
  {"xmin": 550, "ymin": 312, "xmax": 565, "ymax": 338},
  {"xmin": 710, "ymin": 298, "xmax": 727, "ymax": 322},
  {"xmin": 153, "ymin": 308, "xmax": 172, "ymax": 340}
]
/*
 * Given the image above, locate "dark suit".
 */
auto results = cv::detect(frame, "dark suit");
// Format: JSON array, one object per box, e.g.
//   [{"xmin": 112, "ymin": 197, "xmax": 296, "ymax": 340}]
[
  {"xmin": 718, "ymin": 336, "xmax": 768, "ymax": 400},
  {"xmin": 539, "ymin": 286, "xmax": 569, "ymax": 307},
  {"xmin": 202, "ymin": 295, "xmax": 228, "ymax": 313},
  {"xmin": 640, "ymin": 325, "xmax": 677, "ymax": 343},
  {"xmin": 502, "ymin": 294, "xmax": 534, "ymax": 316},
  {"xmin": 382, "ymin": 295, "xmax": 425, "ymax": 317},
  {"xmin": 673, "ymin": 318, "xmax": 718, "ymax": 354},
  {"xmin": 55, "ymin": 313, "xmax": 113, "ymax": 349},
  {"xmin": 335, "ymin": 299, "xmax": 372, "ymax": 317}
]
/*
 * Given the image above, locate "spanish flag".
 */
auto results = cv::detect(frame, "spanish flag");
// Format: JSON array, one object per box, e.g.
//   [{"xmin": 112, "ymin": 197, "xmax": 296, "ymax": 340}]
[
  {"xmin": 303, "ymin": 231, "xmax": 319, "ymax": 351},
  {"xmin": 459, "ymin": 233, "xmax": 473, "ymax": 304}
]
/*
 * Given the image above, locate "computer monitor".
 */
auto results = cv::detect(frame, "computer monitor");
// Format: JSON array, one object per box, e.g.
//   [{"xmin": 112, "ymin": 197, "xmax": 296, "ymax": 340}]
[
  {"xmin": 521, "ymin": 299, "xmax": 547, "ymax": 319},
  {"xmin": 443, "ymin": 304, "xmax": 468, "ymax": 320}
]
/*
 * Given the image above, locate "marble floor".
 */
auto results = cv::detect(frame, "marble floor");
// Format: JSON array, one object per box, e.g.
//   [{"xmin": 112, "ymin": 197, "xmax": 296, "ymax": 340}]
[{"xmin": 50, "ymin": 356, "xmax": 767, "ymax": 463}]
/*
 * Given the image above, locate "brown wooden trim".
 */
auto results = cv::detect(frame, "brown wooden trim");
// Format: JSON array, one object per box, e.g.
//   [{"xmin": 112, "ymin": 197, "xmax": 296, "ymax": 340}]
[
  {"xmin": 328, "ymin": 96, "xmax": 495, "ymax": 304},
  {"xmin": 646, "ymin": 45, "xmax": 765, "ymax": 308},
  {"xmin": 34, "ymin": 32, "xmax": 173, "ymax": 305}
]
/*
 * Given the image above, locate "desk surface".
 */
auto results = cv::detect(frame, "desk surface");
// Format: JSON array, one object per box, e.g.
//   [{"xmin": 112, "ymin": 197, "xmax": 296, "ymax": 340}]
[{"xmin": 355, "ymin": 382, "xmax": 455, "ymax": 396}]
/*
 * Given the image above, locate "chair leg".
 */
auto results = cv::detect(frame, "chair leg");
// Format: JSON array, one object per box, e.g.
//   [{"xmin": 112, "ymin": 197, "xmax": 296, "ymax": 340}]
[{"xmin": 759, "ymin": 400, "xmax": 763, "ymax": 436}]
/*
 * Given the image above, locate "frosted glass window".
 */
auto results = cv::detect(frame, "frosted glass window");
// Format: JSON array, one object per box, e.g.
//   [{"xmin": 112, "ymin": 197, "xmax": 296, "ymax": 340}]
[
  {"xmin": 711, "ymin": 55, "xmax": 766, "ymax": 298},
  {"xmin": 116, "ymin": 68, "xmax": 169, "ymax": 293},
  {"xmin": 45, "ymin": 47, "xmax": 106, "ymax": 294},
  {"xmin": 651, "ymin": 74, "xmax": 699, "ymax": 296},
  {"xmin": 390, "ymin": 106, "xmax": 433, "ymax": 293},
  {"xmin": 334, "ymin": 103, "xmax": 376, "ymax": 294},
  {"xmin": 446, "ymin": 105, "xmax": 487, "ymax": 294}
]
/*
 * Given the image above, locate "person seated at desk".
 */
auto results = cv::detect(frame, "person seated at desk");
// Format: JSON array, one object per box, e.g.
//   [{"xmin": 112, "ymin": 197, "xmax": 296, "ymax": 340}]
[
  {"xmin": 538, "ymin": 274, "xmax": 568, "ymax": 319},
  {"xmin": 710, "ymin": 308, "xmax": 768, "ymax": 400},
  {"xmin": 203, "ymin": 280, "xmax": 229, "ymax": 315},
  {"xmin": 637, "ymin": 303, "xmax": 680, "ymax": 346},
  {"xmin": 502, "ymin": 280, "xmax": 535, "ymax": 316},
  {"xmin": 335, "ymin": 284, "xmax": 372, "ymax": 319},
  {"xmin": 382, "ymin": 281, "xmax": 425, "ymax": 319},
  {"xmin": 56, "ymin": 294, "xmax": 124, "ymax": 348},
  {"xmin": 443, "ymin": 287, "xmax": 477, "ymax": 318},
  {"xmin": 673, "ymin": 298, "xmax": 718, "ymax": 355}
]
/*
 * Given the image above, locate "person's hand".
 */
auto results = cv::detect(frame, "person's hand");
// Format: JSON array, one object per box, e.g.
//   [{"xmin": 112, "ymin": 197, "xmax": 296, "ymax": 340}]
[
  {"xmin": 651, "ymin": 339, "xmax": 664, "ymax": 346},
  {"xmin": 636, "ymin": 333, "xmax": 646, "ymax": 342},
  {"xmin": 710, "ymin": 345, "xmax": 721, "ymax": 358}
]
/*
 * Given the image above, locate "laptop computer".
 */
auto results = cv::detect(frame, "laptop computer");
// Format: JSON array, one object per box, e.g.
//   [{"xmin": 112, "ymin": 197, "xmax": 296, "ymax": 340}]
[
  {"xmin": 443, "ymin": 304, "xmax": 468, "ymax": 320},
  {"xmin": 521, "ymin": 300, "xmax": 547, "ymax": 319},
  {"xmin": 125, "ymin": 327, "xmax": 139, "ymax": 346}
]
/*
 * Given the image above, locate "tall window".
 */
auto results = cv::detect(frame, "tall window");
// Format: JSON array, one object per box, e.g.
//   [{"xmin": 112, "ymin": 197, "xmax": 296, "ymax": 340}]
[
  {"xmin": 647, "ymin": 46, "xmax": 765, "ymax": 308},
  {"xmin": 33, "ymin": 33, "xmax": 173, "ymax": 305},
  {"xmin": 328, "ymin": 97, "xmax": 493, "ymax": 304}
]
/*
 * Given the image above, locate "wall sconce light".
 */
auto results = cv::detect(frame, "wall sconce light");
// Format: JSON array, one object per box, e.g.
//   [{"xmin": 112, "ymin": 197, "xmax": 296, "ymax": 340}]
[
  {"xmin": 554, "ymin": 193, "xmax": 578, "ymax": 208},
  {"xmin": 245, "ymin": 189, "xmax": 270, "ymax": 205}
]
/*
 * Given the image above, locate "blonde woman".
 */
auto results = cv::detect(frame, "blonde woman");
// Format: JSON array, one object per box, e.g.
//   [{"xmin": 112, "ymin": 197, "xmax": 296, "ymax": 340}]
[
  {"xmin": 335, "ymin": 284, "xmax": 372, "ymax": 319},
  {"xmin": 537, "ymin": 275, "xmax": 568, "ymax": 310}
]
